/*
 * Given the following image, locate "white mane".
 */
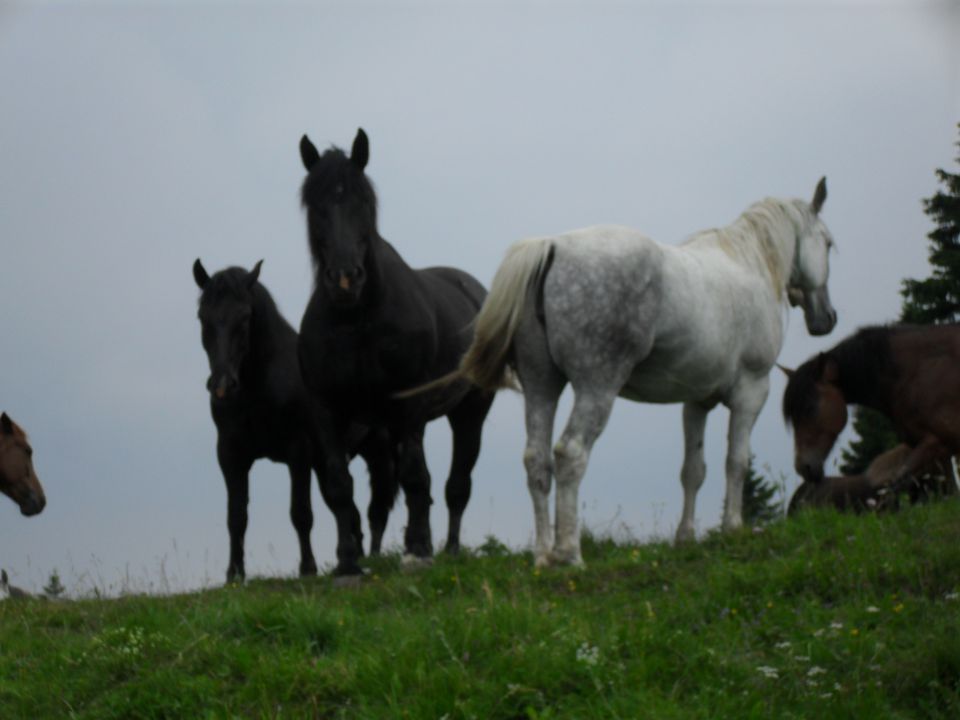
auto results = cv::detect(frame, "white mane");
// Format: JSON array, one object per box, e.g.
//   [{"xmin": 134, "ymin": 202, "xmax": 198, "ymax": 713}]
[{"xmin": 684, "ymin": 197, "xmax": 812, "ymax": 301}]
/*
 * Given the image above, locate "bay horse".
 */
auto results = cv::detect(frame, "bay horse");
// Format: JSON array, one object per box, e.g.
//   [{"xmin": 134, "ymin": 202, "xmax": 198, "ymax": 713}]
[
  {"xmin": 193, "ymin": 259, "xmax": 396, "ymax": 582},
  {"xmin": 428, "ymin": 179, "xmax": 836, "ymax": 567},
  {"xmin": 297, "ymin": 128, "xmax": 494, "ymax": 575},
  {"xmin": 783, "ymin": 323, "xmax": 960, "ymax": 491},
  {"xmin": 786, "ymin": 443, "xmax": 955, "ymax": 515},
  {"xmin": 0, "ymin": 412, "xmax": 45, "ymax": 517}
]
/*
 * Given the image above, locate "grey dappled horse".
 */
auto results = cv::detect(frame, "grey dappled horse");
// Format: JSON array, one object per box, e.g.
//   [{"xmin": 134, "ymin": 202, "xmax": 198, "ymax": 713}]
[{"xmin": 445, "ymin": 179, "xmax": 836, "ymax": 566}]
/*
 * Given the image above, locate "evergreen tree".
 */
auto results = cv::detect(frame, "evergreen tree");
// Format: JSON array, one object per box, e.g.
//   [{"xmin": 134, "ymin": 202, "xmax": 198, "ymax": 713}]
[
  {"xmin": 839, "ymin": 124, "xmax": 960, "ymax": 472},
  {"xmin": 839, "ymin": 407, "xmax": 899, "ymax": 475},
  {"xmin": 43, "ymin": 569, "xmax": 66, "ymax": 599},
  {"xmin": 901, "ymin": 125, "xmax": 960, "ymax": 324},
  {"xmin": 742, "ymin": 455, "xmax": 782, "ymax": 525}
]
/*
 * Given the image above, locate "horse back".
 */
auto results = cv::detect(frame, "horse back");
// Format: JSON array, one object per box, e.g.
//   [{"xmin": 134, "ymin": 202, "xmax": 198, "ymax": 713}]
[{"xmin": 889, "ymin": 325, "xmax": 960, "ymax": 448}]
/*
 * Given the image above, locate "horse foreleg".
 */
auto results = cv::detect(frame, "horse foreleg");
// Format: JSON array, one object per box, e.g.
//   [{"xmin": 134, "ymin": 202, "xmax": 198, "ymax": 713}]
[
  {"xmin": 676, "ymin": 402, "xmax": 709, "ymax": 543},
  {"xmin": 892, "ymin": 436, "xmax": 951, "ymax": 496},
  {"xmin": 444, "ymin": 391, "xmax": 494, "ymax": 555},
  {"xmin": 552, "ymin": 387, "xmax": 618, "ymax": 567},
  {"xmin": 218, "ymin": 447, "xmax": 252, "ymax": 583},
  {"xmin": 288, "ymin": 461, "xmax": 317, "ymax": 577},
  {"xmin": 313, "ymin": 412, "xmax": 364, "ymax": 576},
  {"xmin": 722, "ymin": 376, "xmax": 769, "ymax": 532}
]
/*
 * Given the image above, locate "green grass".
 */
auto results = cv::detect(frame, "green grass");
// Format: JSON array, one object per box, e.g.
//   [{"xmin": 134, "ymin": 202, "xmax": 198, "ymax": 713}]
[{"xmin": 3, "ymin": 500, "xmax": 960, "ymax": 719}]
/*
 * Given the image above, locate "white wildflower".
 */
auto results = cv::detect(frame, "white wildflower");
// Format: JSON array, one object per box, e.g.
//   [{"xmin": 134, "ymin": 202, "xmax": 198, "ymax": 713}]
[
  {"xmin": 945, "ymin": 592, "xmax": 959, "ymax": 601},
  {"xmin": 866, "ymin": 606, "xmax": 880, "ymax": 613},
  {"xmin": 576, "ymin": 642, "xmax": 600, "ymax": 667},
  {"xmin": 757, "ymin": 665, "xmax": 779, "ymax": 679},
  {"xmin": 807, "ymin": 666, "xmax": 827, "ymax": 677},
  {"xmin": 775, "ymin": 641, "xmax": 791, "ymax": 650},
  {"xmin": 830, "ymin": 621, "xmax": 843, "ymax": 630}
]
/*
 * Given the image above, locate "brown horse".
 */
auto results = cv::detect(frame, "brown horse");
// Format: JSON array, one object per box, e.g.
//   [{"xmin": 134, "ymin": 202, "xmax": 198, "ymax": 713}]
[
  {"xmin": 0, "ymin": 413, "xmax": 45, "ymax": 516},
  {"xmin": 787, "ymin": 443, "xmax": 956, "ymax": 515},
  {"xmin": 781, "ymin": 324, "xmax": 960, "ymax": 488}
]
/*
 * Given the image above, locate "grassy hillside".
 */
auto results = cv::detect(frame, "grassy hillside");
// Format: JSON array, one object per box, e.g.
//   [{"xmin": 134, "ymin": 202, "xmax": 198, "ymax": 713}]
[{"xmin": 2, "ymin": 501, "xmax": 959, "ymax": 719}]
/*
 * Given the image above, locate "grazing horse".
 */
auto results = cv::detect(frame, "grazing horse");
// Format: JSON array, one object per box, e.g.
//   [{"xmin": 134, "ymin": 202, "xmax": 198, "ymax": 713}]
[
  {"xmin": 193, "ymin": 259, "xmax": 396, "ymax": 582},
  {"xmin": 0, "ymin": 412, "xmax": 45, "ymax": 517},
  {"xmin": 786, "ymin": 443, "xmax": 955, "ymax": 514},
  {"xmin": 297, "ymin": 128, "xmax": 494, "ymax": 575},
  {"xmin": 783, "ymin": 323, "xmax": 960, "ymax": 490},
  {"xmin": 433, "ymin": 179, "xmax": 836, "ymax": 567}
]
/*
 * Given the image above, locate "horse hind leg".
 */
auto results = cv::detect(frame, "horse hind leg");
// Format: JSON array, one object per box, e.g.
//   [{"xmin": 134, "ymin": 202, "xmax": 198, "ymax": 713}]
[
  {"xmin": 356, "ymin": 427, "xmax": 397, "ymax": 555},
  {"xmin": 514, "ymin": 310, "xmax": 567, "ymax": 568},
  {"xmin": 443, "ymin": 389, "xmax": 495, "ymax": 555},
  {"xmin": 288, "ymin": 461, "xmax": 318, "ymax": 576},
  {"xmin": 551, "ymin": 384, "xmax": 620, "ymax": 567},
  {"xmin": 396, "ymin": 426, "xmax": 434, "ymax": 561},
  {"xmin": 676, "ymin": 402, "xmax": 710, "ymax": 543}
]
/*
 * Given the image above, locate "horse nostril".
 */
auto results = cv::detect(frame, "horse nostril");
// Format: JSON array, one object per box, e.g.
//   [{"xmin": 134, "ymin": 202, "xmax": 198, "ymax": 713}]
[
  {"xmin": 325, "ymin": 268, "xmax": 338, "ymax": 283},
  {"xmin": 353, "ymin": 265, "xmax": 365, "ymax": 281}
]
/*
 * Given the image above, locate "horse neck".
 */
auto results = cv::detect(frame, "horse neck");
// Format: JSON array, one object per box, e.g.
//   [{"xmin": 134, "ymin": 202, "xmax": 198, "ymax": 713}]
[
  {"xmin": 827, "ymin": 332, "xmax": 896, "ymax": 414},
  {"xmin": 716, "ymin": 202, "xmax": 798, "ymax": 300},
  {"xmin": 244, "ymin": 290, "xmax": 295, "ymax": 380}
]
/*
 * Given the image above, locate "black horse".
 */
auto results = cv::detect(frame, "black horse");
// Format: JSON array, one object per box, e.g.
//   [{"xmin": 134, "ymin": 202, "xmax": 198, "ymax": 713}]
[
  {"xmin": 297, "ymin": 128, "xmax": 494, "ymax": 575},
  {"xmin": 193, "ymin": 259, "xmax": 396, "ymax": 582}
]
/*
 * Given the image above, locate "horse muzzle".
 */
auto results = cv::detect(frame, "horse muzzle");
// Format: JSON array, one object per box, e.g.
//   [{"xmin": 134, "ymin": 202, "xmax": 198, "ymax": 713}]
[
  {"xmin": 19, "ymin": 489, "xmax": 45, "ymax": 516},
  {"xmin": 324, "ymin": 267, "xmax": 366, "ymax": 306},
  {"xmin": 207, "ymin": 373, "xmax": 239, "ymax": 400}
]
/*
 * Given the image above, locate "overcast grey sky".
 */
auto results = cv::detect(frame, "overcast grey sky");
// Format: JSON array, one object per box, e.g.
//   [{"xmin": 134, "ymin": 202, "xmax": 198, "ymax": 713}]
[{"xmin": 1, "ymin": 1, "xmax": 957, "ymax": 594}]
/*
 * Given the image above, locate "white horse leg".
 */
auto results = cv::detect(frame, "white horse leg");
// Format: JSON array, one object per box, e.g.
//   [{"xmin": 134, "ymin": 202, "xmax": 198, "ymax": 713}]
[
  {"xmin": 515, "ymin": 309, "xmax": 567, "ymax": 568},
  {"xmin": 552, "ymin": 387, "xmax": 618, "ymax": 567},
  {"xmin": 676, "ymin": 402, "xmax": 709, "ymax": 543},
  {"xmin": 723, "ymin": 375, "xmax": 770, "ymax": 531},
  {"xmin": 523, "ymin": 386, "xmax": 562, "ymax": 568}
]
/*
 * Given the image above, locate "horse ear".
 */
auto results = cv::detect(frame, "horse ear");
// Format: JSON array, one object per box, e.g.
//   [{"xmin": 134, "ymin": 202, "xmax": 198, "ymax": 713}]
[
  {"xmin": 811, "ymin": 176, "xmax": 827, "ymax": 215},
  {"xmin": 193, "ymin": 258, "xmax": 210, "ymax": 289},
  {"xmin": 776, "ymin": 364, "xmax": 795, "ymax": 379},
  {"xmin": 248, "ymin": 259, "xmax": 263, "ymax": 288},
  {"xmin": 351, "ymin": 128, "xmax": 369, "ymax": 170},
  {"xmin": 300, "ymin": 135, "xmax": 320, "ymax": 170},
  {"xmin": 1, "ymin": 413, "xmax": 13, "ymax": 435}
]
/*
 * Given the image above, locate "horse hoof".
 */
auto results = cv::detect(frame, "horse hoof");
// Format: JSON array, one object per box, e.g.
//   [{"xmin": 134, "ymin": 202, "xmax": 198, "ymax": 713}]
[
  {"xmin": 533, "ymin": 554, "xmax": 552, "ymax": 569},
  {"xmin": 401, "ymin": 554, "xmax": 434, "ymax": 572},
  {"xmin": 332, "ymin": 574, "xmax": 364, "ymax": 589},
  {"xmin": 549, "ymin": 549, "xmax": 584, "ymax": 568},
  {"xmin": 674, "ymin": 526, "xmax": 696, "ymax": 544},
  {"xmin": 332, "ymin": 563, "xmax": 365, "ymax": 578}
]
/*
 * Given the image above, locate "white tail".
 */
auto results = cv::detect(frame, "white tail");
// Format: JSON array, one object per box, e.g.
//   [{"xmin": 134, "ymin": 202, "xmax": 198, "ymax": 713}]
[
  {"xmin": 393, "ymin": 236, "xmax": 554, "ymax": 398},
  {"xmin": 458, "ymin": 237, "xmax": 554, "ymax": 391}
]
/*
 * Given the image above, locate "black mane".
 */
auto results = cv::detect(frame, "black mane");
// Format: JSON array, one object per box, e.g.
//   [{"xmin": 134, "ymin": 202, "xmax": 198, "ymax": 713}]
[
  {"xmin": 783, "ymin": 324, "xmax": 899, "ymax": 425},
  {"xmin": 199, "ymin": 267, "xmax": 286, "ymax": 326}
]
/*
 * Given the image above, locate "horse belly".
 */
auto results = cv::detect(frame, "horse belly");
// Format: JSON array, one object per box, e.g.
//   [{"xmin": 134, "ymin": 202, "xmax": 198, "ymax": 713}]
[{"xmin": 619, "ymin": 344, "xmax": 735, "ymax": 405}]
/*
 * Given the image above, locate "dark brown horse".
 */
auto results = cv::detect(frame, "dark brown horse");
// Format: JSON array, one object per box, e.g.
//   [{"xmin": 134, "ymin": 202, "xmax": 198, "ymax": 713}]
[
  {"xmin": 782, "ymin": 323, "xmax": 960, "ymax": 489},
  {"xmin": 0, "ymin": 413, "xmax": 45, "ymax": 517},
  {"xmin": 787, "ymin": 443, "xmax": 956, "ymax": 514}
]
